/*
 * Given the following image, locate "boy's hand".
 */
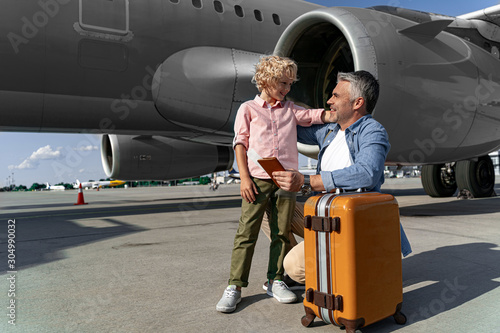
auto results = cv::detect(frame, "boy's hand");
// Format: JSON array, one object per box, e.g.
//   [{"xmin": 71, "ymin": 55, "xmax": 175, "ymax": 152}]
[
  {"xmin": 240, "ymin": 177, "xmax": 258, "ymax": 203},
  {"xmin": 321, "ymin": 110, "xmax": 335, "ymax": 123},
  {"xmin": 272, "ymin": 170, "xmax": 303, "ymax": 192}
]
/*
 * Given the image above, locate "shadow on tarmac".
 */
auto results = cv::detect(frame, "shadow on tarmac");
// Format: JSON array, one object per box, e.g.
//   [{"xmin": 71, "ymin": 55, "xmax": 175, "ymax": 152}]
[
  {"xmin": 0, "ymin": 218, "xmax": 146, "ymax": 272},
  {"xmin": 383, "ymin": 188, "xmax": 427, "ymax": 197},
  {"xmin": 1, "ymin": 194, "xmax": 240, "ymax": 211},
  {"xmin": 383, "ymin": 181, "xmax": 500, "ymax": 199},
  {"xmin": 361, "ymin": 242, "xmax": 500, "ymax": 332},
  {"xmin": 399, "ymin": 196, "xmax": 500, "ymax": 216},
  {"xmin": 0, "ymin": 198, "xmax": 242, "ymax": 272},
  {"xmin": 0, "ymin": 198, "xmax": 242, "ymax": 220},
  {"xmin": 231, "ymin": 294, "xmax": 270, "ymax": 313}
]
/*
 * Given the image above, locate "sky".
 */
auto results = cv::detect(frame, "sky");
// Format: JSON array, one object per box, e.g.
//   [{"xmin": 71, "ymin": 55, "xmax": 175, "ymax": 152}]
[{"xmin": 2, "ymin": 0, "xmax": 500, "ymax": 187}]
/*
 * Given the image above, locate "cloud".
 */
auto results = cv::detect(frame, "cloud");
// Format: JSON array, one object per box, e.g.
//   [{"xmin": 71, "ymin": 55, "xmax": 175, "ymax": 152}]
[
  {"xmin": 30, "ymin": 145, "xmax": 62, "ymax": 160},
  {"xmin": 11, "ymin": 159, "xmax": 37, "ymax": 170},
  {"xmin": 74, "ymin": 145, "xmax": 98, "ymax": 152},
  {"xmin": 9, "ymin": 145, "xmax": 63, "ymax": 170}
]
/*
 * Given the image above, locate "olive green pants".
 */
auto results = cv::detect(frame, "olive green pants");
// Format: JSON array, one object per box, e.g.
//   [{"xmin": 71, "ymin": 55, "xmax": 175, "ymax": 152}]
[{"xmin": 228, "ymin": 178, "xmax": 296, "ymax": 287}]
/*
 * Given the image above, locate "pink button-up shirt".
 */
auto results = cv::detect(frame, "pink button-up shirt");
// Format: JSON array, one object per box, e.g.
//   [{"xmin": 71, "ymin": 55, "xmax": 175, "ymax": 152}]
[{"xmin": 233, "ymin": 95, "xmax": 324, "ymax": 179}]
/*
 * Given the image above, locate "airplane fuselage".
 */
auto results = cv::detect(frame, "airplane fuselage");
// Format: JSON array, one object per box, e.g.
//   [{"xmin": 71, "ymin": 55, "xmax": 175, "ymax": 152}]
[
  {"xmin": 0, "ymin": 0, "xmax": 320, "ymax": 140},
  {"xmin": 3, "ymin": 1, "xmax": 500, "ymax": 198}
]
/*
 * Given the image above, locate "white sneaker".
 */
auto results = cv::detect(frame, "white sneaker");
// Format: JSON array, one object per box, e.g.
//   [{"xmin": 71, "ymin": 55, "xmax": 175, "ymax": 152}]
[
  {"xmin": 267, "ymin": 280, "xmax": 297, "ymax": 303},
  {"xmin": 263, "ymin": 275, "xmax": 305, "ymax": 291},
  {"xmin": 216, "ymin": 285, "xmax": 241, "ymax": 313}
]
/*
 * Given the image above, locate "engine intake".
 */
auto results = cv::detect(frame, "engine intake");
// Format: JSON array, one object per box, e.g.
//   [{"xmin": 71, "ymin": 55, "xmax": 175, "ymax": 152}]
[
  {"xmin": 101, "ymin": 134, "xmax": 233, "ymax": 180},
  {"xmin": 275, "ymin": 7, "xmax": 500, "ymax": 165}
]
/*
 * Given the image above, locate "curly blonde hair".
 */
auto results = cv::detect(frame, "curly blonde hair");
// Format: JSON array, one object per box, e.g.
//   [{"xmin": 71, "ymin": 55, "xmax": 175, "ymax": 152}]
[{"xmin": 252, "ymin": 55, "xmax": 298, "ymax": 92}]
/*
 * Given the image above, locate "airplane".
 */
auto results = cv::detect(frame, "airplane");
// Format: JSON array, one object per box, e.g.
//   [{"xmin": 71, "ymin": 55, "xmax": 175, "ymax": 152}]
[
  {"xmin": 45, "ymin": 183, "xmax": 66, "ymax": 191},
  {"xmin": 299, "ymin": 158, "xmax": 318, "ymax": 176},
  {"xmin": 73, "ymin": 179, "xmax": 126, "ymax": 190},
  {"xmin": 228, "ymin": 167, "xmax": 240, "ymax": 180},
  {"xmin": 2, "ymin": 1, "xmax": 500, "ymax": 198}
]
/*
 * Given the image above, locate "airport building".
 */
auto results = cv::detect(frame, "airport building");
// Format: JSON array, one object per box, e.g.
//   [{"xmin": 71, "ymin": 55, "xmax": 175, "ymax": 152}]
[{"xmin": 490, "ymin": 151, "xmax": 500, "ymax": 176}]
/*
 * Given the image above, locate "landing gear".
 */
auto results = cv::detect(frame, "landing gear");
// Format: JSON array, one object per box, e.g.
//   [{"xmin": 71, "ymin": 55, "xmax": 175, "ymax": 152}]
[
  {"xmin": 455, "ymin": 155, "xmax": 495, "ymax": 198},
  {"xmin": 421, "ymin": 163, "xmax": 457, "ymax": 197},
  {"xmin": 421, "ymin": 155, "xmax": 496, "ymax": 198}
]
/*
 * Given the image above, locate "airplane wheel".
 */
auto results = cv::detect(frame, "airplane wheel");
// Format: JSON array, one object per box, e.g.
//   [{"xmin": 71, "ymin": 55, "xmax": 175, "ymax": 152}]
[
  {"xmin": 421, "ymin": 164, "xmax": 457, "ymax": 197},
  {"xmin": 455, "ymin": 155, "xmax": 495, "ymax": 198}
]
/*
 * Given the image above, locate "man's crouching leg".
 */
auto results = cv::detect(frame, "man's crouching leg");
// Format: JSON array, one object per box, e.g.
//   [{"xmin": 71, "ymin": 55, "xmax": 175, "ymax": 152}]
[{"xmin": 283, "ymin": 241, "xmax": 305, "ymax": 284}]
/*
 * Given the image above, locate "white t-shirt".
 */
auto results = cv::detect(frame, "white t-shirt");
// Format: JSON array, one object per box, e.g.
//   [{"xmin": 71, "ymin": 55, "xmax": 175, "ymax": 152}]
[{"xmin": 320, "ymin": 130, "xmax": 353, "ymax": 172}]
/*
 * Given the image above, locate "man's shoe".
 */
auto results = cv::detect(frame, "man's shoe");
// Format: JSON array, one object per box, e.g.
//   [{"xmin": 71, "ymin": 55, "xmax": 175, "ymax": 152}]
[
  {"xmin": 216, "ymin": 285, "xmax": 241, "ymax": 313},
  {"xmin": 263, "ymin": 275, "xmax": 305, "ymax": 291},
  {"xmin": 262, "ymin": 280, "xmax": 269, "ymax": 291},
  {"xmin": 267, "ymin": 280, "xmax": 297, "ymax": 303},
  {"xmin": 283, "ymin": 274, "xmax": 305, "ymax": 291}
]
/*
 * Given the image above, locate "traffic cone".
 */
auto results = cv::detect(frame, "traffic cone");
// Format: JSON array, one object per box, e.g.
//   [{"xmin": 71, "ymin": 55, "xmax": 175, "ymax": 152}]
[{"xmin": 74, "ymin": 183, "xmax": 88, "ymax": 205}]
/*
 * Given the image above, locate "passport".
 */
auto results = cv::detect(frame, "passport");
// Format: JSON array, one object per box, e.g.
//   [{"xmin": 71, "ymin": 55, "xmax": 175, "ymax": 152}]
[{"xmin": 257, "ymin": 157, "xmax": 285, "ymax": 187}]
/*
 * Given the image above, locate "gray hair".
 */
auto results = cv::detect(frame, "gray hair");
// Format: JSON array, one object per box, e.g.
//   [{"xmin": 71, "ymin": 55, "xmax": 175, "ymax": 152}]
[{"xmin": 337, "ymin": 70, "xmax": 379, "ymax": 114}]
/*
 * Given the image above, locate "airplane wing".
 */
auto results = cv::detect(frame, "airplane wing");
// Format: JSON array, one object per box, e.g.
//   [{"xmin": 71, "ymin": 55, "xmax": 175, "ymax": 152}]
[{"xmin": 457, "ymin": 5, "xmax": 500, "ymax": 24}]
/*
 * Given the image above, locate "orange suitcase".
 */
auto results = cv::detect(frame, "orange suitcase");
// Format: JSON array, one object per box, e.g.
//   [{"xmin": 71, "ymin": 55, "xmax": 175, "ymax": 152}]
[{"xmin": 301, "ymin": 192, "xmax": 406, "ymax": 332}]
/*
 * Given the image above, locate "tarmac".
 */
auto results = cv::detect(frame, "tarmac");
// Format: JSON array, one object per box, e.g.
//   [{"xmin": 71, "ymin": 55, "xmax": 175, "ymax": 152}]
[{"xmin": 1, "ymin": 178, "xmax": 499, "ymax": 333}]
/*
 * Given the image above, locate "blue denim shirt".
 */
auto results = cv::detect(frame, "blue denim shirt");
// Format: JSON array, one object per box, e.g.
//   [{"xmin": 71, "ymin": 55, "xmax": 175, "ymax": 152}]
[{"xmin": 298, "ymin": 115, "xmax": 412, "ymax": 256}]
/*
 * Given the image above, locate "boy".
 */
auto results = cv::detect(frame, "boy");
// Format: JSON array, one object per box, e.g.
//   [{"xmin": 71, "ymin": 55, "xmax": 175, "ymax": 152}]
[{"xmin": 216, "ymin": 56, "xmax": 333, "ymax": 313}]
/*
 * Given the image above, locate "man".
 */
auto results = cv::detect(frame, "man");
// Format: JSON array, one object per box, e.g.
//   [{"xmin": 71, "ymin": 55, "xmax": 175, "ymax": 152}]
[{"xmin": 271, "ymin": 70, "xmax": 412, "ymax": 284}]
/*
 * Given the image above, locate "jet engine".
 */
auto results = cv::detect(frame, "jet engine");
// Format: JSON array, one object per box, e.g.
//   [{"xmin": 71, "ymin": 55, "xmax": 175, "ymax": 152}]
[
  {"xmin": 152, "ymin": 47, "xmax": 261, "ymax": 136},
  {"xmin": 101, "ymin": 134, "xmax": 233, "ymax": 180},
  {"xmin": 274, "ymin": 6, "xmax": 500, "ymax": 197}
]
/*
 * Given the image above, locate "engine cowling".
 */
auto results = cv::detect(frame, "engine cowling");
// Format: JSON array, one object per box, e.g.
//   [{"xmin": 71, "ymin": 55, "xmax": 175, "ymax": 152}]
[
  {"xmin": 275, "ymin": 7, "xmax": 500, "ymax": 165},
  {"xmin": 152, "ymin": 47, "xmax": 261, "ymax": 136},
  {"xmin": 101, "ymin": 135, "xmax": 233, "ymax": 180}
]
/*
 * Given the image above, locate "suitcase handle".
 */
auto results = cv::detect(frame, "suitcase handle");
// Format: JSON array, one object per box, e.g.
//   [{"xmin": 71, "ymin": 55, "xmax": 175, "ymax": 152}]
[
  {"xmin": 306, "ymin": 288, "xmax": 343, "ymax": 311},
  {"xmin": 332, "ymin": 188, "xmax": 367, "ymax": 194},
  {"xmin": 304, "ymin": 215, "xmax": 340, "ymax": 233}
]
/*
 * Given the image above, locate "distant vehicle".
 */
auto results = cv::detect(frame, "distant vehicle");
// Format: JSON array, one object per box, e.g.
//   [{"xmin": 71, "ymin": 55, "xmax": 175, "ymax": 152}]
[
  {"xmin": 45, "ymin": 183, "xmax": 65, "ymax": 191},
  {"xmin": 299, "ymin": 158, "xmax": 317, "ymax": 176},
  {"xmin": 228, "ymin": 168, "xmax": 240, "ymax": 180},
  {"xmin": 209, "ymin": 174, "xmax": 218, "ymax": 191},
  {"xmin": 73, "ymin": 179, "xmax": 126, "ymax": 190}
]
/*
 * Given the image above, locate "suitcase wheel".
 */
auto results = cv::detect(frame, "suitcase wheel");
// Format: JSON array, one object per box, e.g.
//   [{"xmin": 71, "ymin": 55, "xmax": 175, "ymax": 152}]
[
  {"xmin": 301, "ymin": 315, "xmax": 315, "ymax": 327},
  {"xmin": 302, "ymin": 306, "xmax": 316, "ymax": 327},
  {"xmin": 393, "ymin": 311, "xmax": 407, "ymax": 325}
]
